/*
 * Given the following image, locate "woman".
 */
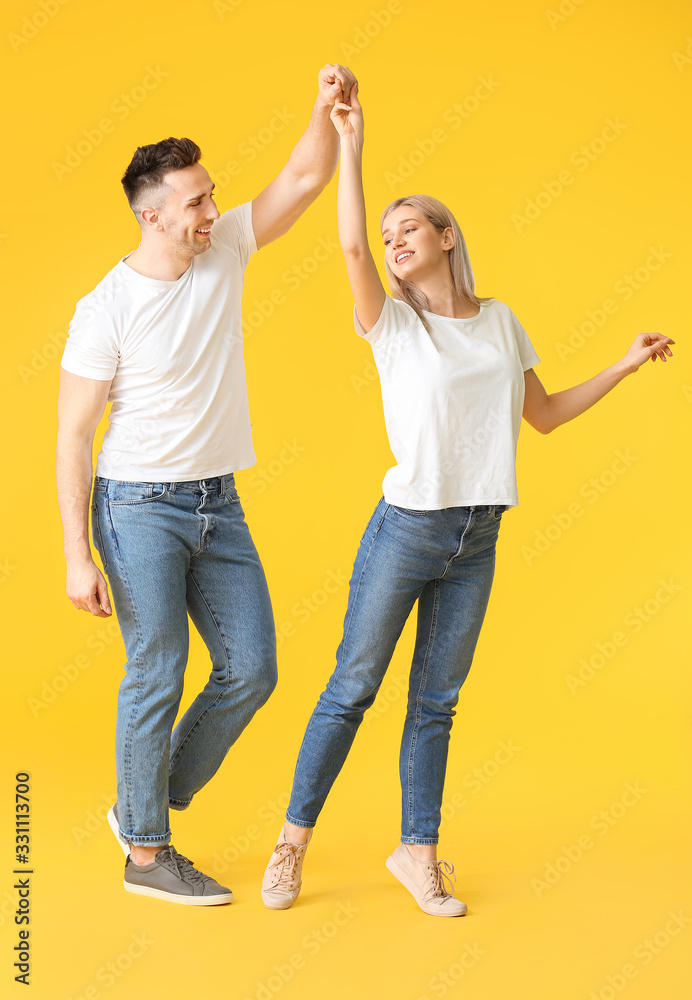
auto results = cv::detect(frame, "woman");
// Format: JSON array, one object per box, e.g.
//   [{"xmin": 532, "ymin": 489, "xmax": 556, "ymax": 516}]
[{"xmin": 261, "ymin": 84, "xmax": 673, "ymax": 916}]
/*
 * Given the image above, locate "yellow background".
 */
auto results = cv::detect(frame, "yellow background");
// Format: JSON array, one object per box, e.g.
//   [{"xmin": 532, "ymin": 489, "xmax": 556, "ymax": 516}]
[{"xmin": 1, "ymin": 0, "xmax": 690, "ymax": 997}]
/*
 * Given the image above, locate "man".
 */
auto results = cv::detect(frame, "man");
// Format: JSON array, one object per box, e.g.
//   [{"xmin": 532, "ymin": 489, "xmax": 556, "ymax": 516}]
[{"xmin": 57, "ymin": 64, "xmax": 356, "ymax": 906}]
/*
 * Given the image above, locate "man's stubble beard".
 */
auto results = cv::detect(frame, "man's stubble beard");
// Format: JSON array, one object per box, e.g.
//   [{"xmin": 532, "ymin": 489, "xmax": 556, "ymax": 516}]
[{"xmin": 164, "ymin": 217, "xmax": 211, "ymax": 260}]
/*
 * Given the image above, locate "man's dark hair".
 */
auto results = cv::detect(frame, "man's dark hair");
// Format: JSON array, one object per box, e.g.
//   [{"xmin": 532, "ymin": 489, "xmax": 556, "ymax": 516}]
[{"xmin": 121, "ymin": 137, "xmax": 202, "ymax": 218}]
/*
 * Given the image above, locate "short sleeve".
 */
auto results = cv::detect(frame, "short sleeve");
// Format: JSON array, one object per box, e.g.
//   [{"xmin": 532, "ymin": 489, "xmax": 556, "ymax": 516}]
[
  {"xmin": 508, "ymin": 306, "xmax": 540, "ymax": 371},
  {"xmin": 211, "ymin": 202, "xmax": 257, "ymax": 270},
  {"xmin": 353, "ymin": 295, "xmax": 416, "ymax": 346},
  {"xmin": 60, "ymin": 294, "xmax": 119, "ymax": 381}
]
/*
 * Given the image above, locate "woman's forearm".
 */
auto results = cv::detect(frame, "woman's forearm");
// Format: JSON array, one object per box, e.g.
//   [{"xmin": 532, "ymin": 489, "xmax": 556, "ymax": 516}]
[
  {"xmin": 337, "ymin": 134, "xmax": 368, "ymax": 255},
  {"xmin": 544, "ymin": 360, "xmax": 631, "ymax": 432}
]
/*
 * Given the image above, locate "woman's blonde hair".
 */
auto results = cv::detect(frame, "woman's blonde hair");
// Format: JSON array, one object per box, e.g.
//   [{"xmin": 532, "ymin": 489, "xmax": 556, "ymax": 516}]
[{"xmin": 380, "ymin": 194, "xmax": 493, "ymax": 330}]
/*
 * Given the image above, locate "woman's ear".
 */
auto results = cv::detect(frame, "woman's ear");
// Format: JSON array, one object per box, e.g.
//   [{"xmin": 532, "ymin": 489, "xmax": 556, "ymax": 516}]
[{"xmin": 442, "ymin": 226, "xmax": 455, "ymax": 251}]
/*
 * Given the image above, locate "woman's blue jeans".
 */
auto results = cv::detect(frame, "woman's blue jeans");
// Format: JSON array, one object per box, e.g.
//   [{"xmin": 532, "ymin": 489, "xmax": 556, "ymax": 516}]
[
  {"xmin": 91, "ymin": 475, "xmax": 277, "ymax": 847},
  {"xmin": 286, "ymin": 499, "xmax": 503, "ymax": 844}
]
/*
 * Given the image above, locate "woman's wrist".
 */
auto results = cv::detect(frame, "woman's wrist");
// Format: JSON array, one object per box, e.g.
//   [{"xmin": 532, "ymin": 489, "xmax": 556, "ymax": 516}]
[
  {"xmin": 340, "ymin": 132, "xmax": 363, "ymax": 155},
  {"xmin": 610, "ymin": 358, "xmax": 635, "ymax": 380}
]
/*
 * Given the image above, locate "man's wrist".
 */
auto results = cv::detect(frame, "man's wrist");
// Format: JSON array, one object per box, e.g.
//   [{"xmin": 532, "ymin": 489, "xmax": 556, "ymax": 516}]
[
  {"xmin": 65, "ymin": 545, "xmax": 95, "ymax": 566},
  {"xmin": 315, "ymin": 94, "xmax": 335, "ymax": 113}
]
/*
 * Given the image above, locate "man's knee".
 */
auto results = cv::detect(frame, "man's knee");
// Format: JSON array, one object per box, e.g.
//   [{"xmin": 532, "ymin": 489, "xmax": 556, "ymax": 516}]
[
  {"xmin": 262, "ymin": 660, "xmax": 278, "ymax": 702},
  {"xmin": 249, "ymin": 656, "xmax": 278, "ymax": 708},
  {"xmin": 123, "ymin": 655, "xmax": 186, "ymax": 705}
]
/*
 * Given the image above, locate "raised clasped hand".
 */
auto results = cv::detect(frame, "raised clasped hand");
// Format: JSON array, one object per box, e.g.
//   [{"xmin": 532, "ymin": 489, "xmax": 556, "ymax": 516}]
[
  {"xmin": 330, "ymin": 82, "xmax": 363, "ymax": 139},
  {"xmin": 318, "ymin": 64, "xmax": 358, "ymax": 108}
]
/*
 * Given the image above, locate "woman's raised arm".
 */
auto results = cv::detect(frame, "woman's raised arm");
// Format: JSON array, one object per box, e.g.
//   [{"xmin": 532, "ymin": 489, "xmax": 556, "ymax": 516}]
[{"xmin": 331, "ymin": 84, "xmax": 386, "ymax": 334}]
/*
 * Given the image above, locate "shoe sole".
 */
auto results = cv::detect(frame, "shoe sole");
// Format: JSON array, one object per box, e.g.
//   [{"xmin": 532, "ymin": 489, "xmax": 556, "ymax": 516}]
[
  {"xmin": 261, "ymin": 891, "xmax": 299, "ymax": 910},
  {"xmin": 107, "ymin": 806, "xmax": 130, "ymax": 857},
  {"xmin": 385, "ymin": 855, "xmax": 468, "ymax": 917},
  {"xmin": 124, "ymin": 882, "xmax": 233, "ymax": 905}
]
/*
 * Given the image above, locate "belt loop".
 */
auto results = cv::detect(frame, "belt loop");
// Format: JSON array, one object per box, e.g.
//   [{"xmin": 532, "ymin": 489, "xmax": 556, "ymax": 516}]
[{"xmin": 169, "ymin": 481, "xmax": 177, "ymax": 494}]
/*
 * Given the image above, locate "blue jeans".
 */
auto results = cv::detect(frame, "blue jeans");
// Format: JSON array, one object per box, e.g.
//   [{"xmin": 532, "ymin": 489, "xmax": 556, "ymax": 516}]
[
  {"xmin": 286, "ymin": 499, "xmax": 503, "ymax": 844},
  {"xmin": 91, "ymin": 475, "xmax": 277, "ymax": 847}
]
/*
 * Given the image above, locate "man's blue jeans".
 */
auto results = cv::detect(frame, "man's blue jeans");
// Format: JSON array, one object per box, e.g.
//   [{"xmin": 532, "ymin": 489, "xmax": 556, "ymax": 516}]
[
  {"xmin": 286, "ymin": 499, "xmax": 503, "ymax": 844},
  {"xmin": 91, "ymin": 474, "xmax": 277, "ymax": 847}
]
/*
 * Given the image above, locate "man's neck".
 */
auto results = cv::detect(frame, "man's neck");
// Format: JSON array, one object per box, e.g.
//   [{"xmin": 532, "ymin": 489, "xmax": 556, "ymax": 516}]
[{"xmin": 123, "ymin": 246, "xmax": 192, "ymax": 282}]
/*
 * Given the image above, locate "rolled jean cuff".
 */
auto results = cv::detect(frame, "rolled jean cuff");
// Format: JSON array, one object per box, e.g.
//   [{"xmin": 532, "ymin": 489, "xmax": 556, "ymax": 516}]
[
  {"xmin": 400, "ymin": 837, "xmax": 439, "ymax": 846},
  {"xmin": 127, "ymin": 831, "xmax": 172, "ymax": 847},
  {"xmin": 285, "ymin": 812, "xmax": 316, "ymax": 830},
  {"xmin": 169, "ymin": 796, "xmax": 192, "ymax": 811}
]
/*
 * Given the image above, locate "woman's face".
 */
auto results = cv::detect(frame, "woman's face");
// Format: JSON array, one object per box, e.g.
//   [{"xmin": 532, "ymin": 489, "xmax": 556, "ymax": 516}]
[{"xmin": 381, "ymin": 206, "xmax": 454, "ymax": 280}]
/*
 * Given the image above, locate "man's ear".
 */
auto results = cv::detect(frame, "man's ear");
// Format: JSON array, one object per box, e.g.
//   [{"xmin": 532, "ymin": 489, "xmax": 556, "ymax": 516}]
[{"xmin": 140, "ymin": 208, "xmax": 161, "ymax": 229}]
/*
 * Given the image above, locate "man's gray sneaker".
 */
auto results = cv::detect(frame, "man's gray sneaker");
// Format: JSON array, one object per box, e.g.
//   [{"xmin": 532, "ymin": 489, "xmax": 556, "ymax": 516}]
[
  {"xmin": 124, "ymin": 845, "xmax": 233, "ymax": 905},
  {"xmin": 107, "ymin": 804, "xmax": 130, "ymax": 857}
]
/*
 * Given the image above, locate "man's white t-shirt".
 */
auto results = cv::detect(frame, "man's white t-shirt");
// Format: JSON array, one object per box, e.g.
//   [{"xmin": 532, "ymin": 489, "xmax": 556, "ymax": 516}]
[
  {"xmin": 61, "ymin": 202, "xmax": 257, "ymax": 482},
  {"xmin": 355, "ymin": 296, "xmax": 540, "ymax": 510}
]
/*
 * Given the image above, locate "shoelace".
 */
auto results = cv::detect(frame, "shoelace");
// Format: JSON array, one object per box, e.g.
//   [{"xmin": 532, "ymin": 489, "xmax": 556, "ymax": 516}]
[
  {"xmin": 157, "ymin": 846, "xmax": 212, "ymax": 885},
  {"xmin": 268, "ymin": 842, "xmax": 304, "ymax": 889},
  {"xmin": 427, "ymin": 859, "xmax": 456, "ymax": 898}
]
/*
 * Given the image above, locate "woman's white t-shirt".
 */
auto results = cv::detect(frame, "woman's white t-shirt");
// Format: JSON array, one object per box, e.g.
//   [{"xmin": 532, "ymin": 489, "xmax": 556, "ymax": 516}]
[
  {"xmin": 354, "ymin": 296, "xmax": 540, "ymax": 511},
  {"xmin": 60, "ymin": 202, "xmax": 257, "ymax": 482}
]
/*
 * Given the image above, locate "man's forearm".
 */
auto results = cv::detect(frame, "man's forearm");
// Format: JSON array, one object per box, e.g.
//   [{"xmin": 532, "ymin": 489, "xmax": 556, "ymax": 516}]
[
  {"xmin": 284, "ymin": 97, "xmax": 340, "ymax": 191},
  {"xmin": 57, "ymin": 432, "xmax": 95, "ymax": 564}
]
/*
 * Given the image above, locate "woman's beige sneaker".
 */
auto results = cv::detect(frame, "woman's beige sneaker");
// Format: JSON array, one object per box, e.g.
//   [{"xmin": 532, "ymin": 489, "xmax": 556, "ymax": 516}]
[
  {"xmin": 261, "ymin": 827, "xmax": 312, "ymax": 909},
  {"xmin": 385, "ymin": 844, "xmax": 468, "ymax": 916}
]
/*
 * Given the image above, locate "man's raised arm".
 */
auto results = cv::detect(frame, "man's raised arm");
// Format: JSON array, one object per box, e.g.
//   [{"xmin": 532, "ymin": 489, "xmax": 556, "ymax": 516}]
[{"xmin": 251, "ymin": 64, "xmax": 357, "ymax": 249}]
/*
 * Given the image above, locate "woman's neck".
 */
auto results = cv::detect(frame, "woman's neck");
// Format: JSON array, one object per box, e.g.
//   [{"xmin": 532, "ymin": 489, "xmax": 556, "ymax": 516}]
[{"xmin": 415, "ymin": 277, "xmax": 477, "ymax": 319}]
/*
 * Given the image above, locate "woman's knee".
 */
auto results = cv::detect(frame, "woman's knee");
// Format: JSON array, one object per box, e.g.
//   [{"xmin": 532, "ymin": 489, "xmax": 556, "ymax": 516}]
[{"xmin": 318, "ymin": 680, "xmax": 379, "ymax": 721}]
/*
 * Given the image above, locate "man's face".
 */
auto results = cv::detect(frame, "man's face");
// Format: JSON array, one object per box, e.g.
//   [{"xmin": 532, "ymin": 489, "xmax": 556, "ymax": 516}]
[{"xmin": 154, "ymin": 162, "xmax": 221, "ymax": 258}]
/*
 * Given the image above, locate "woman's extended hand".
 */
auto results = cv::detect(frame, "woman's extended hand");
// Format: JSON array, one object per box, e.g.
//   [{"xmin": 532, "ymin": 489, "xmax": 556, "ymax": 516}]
[
  {"xmin": 620, "ymin": 332, "xmax": 675, "ymax": 374},
  {"xmin": 330, "ymin": 83, "xmax": 363, "ymax": 140}
]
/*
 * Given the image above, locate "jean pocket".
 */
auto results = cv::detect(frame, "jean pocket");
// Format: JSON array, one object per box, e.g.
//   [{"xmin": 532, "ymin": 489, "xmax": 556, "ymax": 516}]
[
  {"xmin": 223, "ymin": 483, "xmax": 240, "ymax": 505},
  {"xmin": 490, "ymin": 505, "xmax": 507, "ymax": 521},
  {"xmin": 109, "ymin": 482, "xmax": 168, "ymax": 505},
  {"xmin": 391, "ymin": 504, "xmax": 430, "ymax": 517}
]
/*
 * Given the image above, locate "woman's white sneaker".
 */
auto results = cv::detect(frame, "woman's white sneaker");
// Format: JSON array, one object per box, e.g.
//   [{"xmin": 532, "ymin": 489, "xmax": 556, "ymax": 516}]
[
  {"xmin": 261, "ymin": 827, "xmax": 312, "ymax": 909},
  {"xmin": 385, "ymin": 844, "xmax": 467, "ymax": 916}
]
